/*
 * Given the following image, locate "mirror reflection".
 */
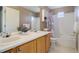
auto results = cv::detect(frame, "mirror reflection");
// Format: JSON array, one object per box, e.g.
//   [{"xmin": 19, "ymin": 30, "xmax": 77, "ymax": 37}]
[{"xmin": 0, "ymin": 6, "xmax": 40, "ymax": 36}]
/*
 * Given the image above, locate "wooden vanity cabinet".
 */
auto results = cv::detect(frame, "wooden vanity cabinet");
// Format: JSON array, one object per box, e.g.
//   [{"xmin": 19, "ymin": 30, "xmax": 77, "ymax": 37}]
[
  {"xmin": 4, "ymin": 34, "xmax": 51, "ymax": 53},
  {"xmin": 18, "ymin": 34, "xmax": 50, "ymax": 53},
  {"xmin": 4, "ymin": 40, "xmax": 37, "ymax": 53}
]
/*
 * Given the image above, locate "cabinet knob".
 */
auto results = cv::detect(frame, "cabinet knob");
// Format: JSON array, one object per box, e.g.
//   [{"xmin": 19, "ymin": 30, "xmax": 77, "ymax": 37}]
[{"xmin": 17, "ymin": 48, "xmax": 21, "ymax": 51}]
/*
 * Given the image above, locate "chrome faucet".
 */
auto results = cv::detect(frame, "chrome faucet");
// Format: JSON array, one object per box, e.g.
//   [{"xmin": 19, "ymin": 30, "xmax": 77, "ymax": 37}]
[{"xmin": 0, "ymin": 32, "xmax": 10, "ymax": 38}]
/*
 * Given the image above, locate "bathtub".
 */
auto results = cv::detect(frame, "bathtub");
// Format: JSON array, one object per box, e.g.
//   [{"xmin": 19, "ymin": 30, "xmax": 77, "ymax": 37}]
[{"xmin": 51, "ymin": 35, "xmax": 76, "ymax": 49}]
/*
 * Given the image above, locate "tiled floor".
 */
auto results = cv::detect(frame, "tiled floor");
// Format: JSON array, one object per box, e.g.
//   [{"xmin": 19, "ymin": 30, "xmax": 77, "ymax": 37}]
[{"xmin": 48, "ymin": 43, "xmax": 76, "ymax": 53}]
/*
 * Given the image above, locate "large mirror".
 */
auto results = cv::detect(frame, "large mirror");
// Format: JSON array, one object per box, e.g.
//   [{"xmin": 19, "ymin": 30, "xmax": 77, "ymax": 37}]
[{"xmin": 1, "ymin": 6, "xmax": 40, "ymax": 34}]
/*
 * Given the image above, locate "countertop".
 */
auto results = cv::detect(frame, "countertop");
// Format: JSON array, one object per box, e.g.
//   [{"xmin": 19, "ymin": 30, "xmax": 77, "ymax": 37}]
[{"xmin": 0, "ymin": 31, "xmax": 50, "ymax": 52}]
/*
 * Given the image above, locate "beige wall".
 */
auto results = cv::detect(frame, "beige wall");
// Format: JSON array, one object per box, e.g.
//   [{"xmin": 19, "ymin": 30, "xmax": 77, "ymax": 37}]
[
  {"xmin": 50, "ymin": 6, "xmax": 74, "ymax": 15},
  {"xmin": 7, "ymin": 6, "xmax": 36, "ymax": 26}
]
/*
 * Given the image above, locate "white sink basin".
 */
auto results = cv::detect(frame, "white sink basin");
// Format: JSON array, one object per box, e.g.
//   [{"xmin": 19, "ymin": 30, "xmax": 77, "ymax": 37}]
[
  {"xmin": 0, "ymin": 32, "xmax": 36, "ymax": 45},
  {"xmin": 0, "ymin": 36, "xmax": 21, "ymax": 45}
]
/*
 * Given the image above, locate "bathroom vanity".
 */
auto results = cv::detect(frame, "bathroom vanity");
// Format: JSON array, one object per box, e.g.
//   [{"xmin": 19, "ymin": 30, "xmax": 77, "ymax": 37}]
[
  {"xmin": 0, "ymin": 7, "xmax": 51, "ymax": 53},
  {"xmin": 0, "ymin": 31, "xmax": 51, "ymax": 53}
]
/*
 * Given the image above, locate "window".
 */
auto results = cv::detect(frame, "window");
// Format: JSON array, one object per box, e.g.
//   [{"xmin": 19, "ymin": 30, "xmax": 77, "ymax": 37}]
[{"xmin": 57, "ymin": 12, "xmax": 64, "ymax": 18}]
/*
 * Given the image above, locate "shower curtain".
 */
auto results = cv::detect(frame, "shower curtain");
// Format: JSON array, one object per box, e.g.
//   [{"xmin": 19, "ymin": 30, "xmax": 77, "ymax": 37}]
[{"xmin": 46, "ymin": 10, "xmax": 54, "ymax": 37}]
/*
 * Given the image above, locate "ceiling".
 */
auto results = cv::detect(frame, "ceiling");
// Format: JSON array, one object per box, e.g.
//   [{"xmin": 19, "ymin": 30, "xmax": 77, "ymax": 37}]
[
  {"xmin": 23, "ymin": 6, "xmax": 40, "ymax": 13},
  {"xmin": 48, "ymin": 6, "xmax": 64, "ymax": 9},
  {"xmin": 23, "ymin": 6, "xmax": 65, "ymax": 13}
]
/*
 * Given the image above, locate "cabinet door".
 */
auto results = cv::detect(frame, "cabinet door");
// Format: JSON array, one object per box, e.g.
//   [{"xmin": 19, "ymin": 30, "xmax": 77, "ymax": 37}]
[
  {"xmin": 36, "ymin": 36, "xmax": 46, "ymax": 53},
  {"xmin": 4, "ymin": 48, "xmax": 17, "ymax": 53},
  {"xmin": 45, "ymin": 34, "xmax": 51, "ymax": 52},
  {"xmin": 17, "ymin": 40, "xmax": 36, "ymax": 53}
]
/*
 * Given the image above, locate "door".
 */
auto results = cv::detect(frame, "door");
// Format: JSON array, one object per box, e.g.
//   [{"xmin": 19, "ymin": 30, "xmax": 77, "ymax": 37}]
[
  {"xmin": 18, "ymin": 40, "xmax": 37, "ymax": 53},
  {"xmin": 5, "ymin": 7, "xmax": 19, "ymax": 33},
  {"xmin": 36, "ymin": 36, "xmax": 46, "ymax": 53}
]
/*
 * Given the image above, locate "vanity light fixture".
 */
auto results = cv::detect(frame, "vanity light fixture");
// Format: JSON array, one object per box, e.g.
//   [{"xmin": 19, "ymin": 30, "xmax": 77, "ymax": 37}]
[{"xmin": 42, "ymin": 9, "xmax": 45, "ymax": 22}]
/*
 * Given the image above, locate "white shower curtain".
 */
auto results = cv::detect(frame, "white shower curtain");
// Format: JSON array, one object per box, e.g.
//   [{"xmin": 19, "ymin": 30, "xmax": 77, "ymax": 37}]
[{"xmin": 46, "ymin": 10, "xmax": 54, "ymax": 37}]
